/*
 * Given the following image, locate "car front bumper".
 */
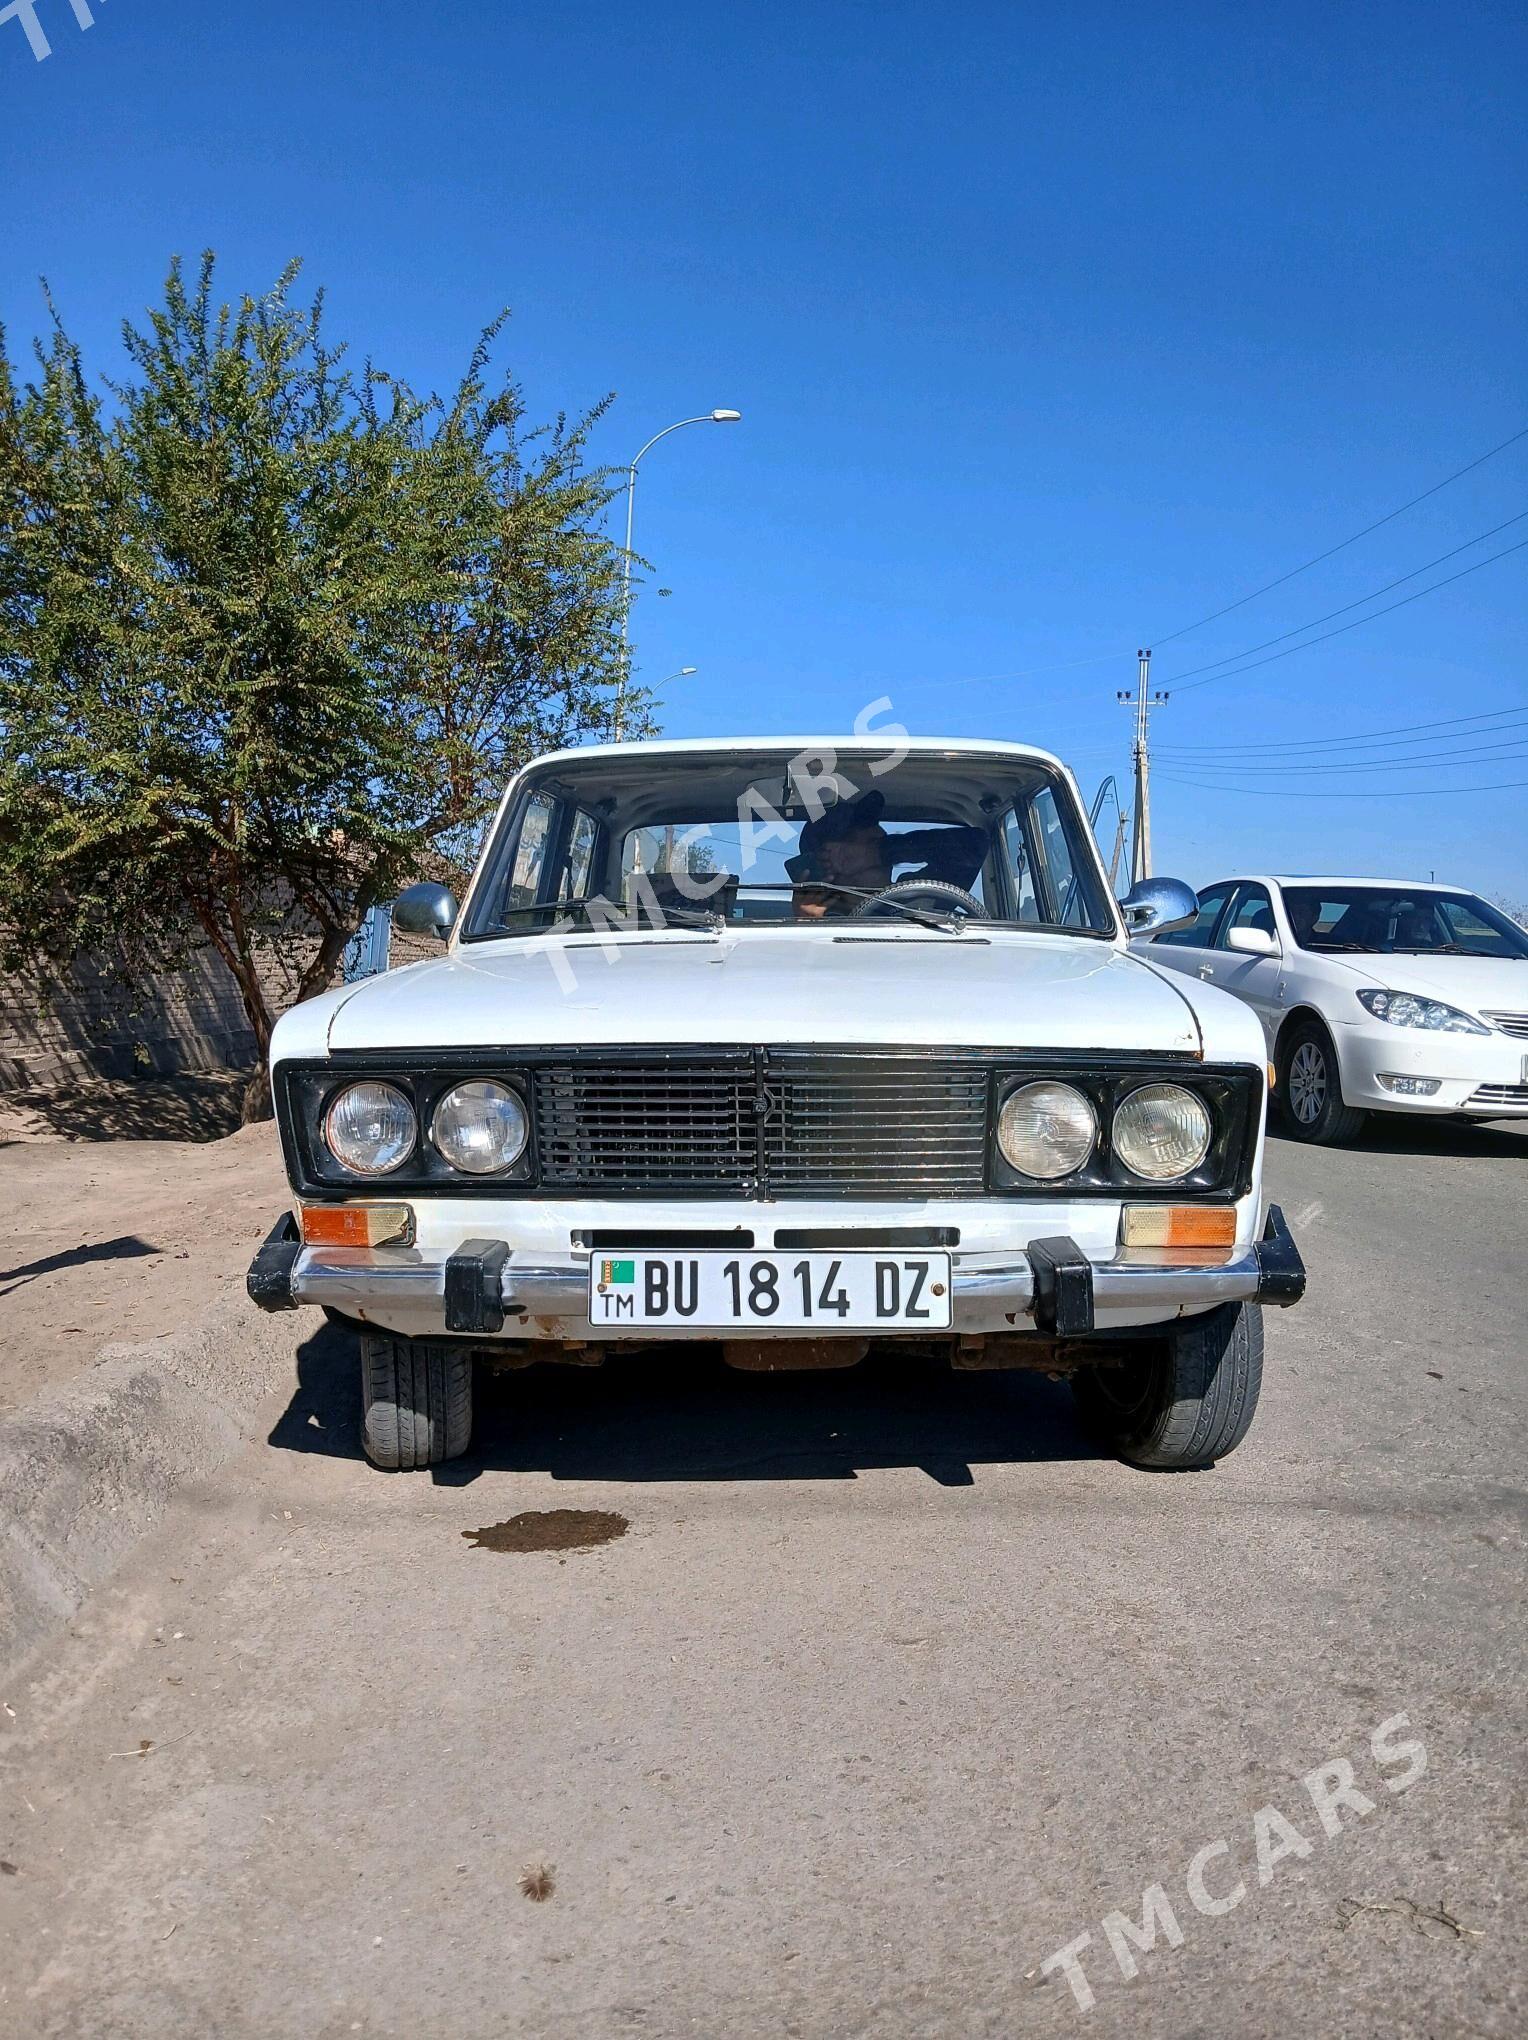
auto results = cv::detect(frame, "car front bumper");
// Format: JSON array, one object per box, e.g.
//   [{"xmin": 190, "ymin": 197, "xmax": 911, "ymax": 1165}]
[
  {"xmin": 248, "ymin": 1205, "xmax": 1306, "ymax": 1342},
  {"xmin": 1336, "ymin": 1022, "xmax": 1528, "ymax": 1116}
]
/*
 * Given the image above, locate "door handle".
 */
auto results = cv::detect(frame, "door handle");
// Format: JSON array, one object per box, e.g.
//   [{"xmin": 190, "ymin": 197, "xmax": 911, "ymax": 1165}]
[{"xmin": 1198, "ymin": 965, "xmax": 1215, "ymax": 979}]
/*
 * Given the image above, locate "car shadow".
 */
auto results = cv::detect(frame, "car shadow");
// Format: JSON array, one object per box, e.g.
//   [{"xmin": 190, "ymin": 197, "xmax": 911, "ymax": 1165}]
[
  {"xmin": 1268, "ymin": 1116, "xmax": 1527, "ymax": 1161},
  {"xmin": 0, "ymin": 1233, "xmax": 160, "ymax": 1295},
  {"xmin": 268, "ymin": 1323, "xmax": 1102, "ymax": 1486}
]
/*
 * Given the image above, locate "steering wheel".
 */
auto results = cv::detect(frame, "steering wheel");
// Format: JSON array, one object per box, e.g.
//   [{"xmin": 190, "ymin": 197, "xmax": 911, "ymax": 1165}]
[{"xmin": 851, "ymin": 879, "xmax": 990, "ymax": 923}]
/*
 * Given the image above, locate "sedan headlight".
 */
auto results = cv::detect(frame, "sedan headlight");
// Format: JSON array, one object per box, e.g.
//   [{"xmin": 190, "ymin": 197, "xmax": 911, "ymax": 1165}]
[
  {"xmin": 323, "ymin": 1080, "xmax": 418, "ymax": 1175},
  {"xmin": 997, "ymin": 1081, "xmax": 1098, "ymax": 1179},
  {"xmin": 1356, "ymin": 989, "xmax": 1488, "ymax": 1035},
  {"xmin": 1112, "ymin": 1083, "xmax": 1212, "ymax": 1181},
  {"xmin": 430, "ymin": 1080, "xmax": 530, "ymax": 1175}
]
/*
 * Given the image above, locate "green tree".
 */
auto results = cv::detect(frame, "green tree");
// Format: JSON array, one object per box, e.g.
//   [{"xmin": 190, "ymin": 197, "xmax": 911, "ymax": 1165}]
[{"xmin": 0, "ymin": 256, "xmax": 642, "ymax": 1115}]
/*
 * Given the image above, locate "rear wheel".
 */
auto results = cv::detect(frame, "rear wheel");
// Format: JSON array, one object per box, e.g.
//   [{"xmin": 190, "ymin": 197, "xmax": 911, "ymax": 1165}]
[
  {"xmin": 1280, "ymin": 1019, "xmax": 1366, "ymax": 1144},
  {"xmin": 360, "ymin": 1334, "xmax": 472, "ymax": 1469},
  {"xmin": 1072, "ymin": 1302, "xmax": 1263, "ymax": 1470}
]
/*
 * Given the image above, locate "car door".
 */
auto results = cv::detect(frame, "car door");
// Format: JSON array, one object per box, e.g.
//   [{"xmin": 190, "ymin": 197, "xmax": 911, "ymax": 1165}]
[
  {"xmin": 1213, "ymin": 882, "xmax": 1285, "ymax": 1048},
  {"xmin": 1139, "ymin": 882, "xmax": 1236, "ymax": 984}
]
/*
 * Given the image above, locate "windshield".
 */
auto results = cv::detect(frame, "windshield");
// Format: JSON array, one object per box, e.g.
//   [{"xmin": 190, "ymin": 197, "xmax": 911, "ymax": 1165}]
[
  {"xmin": 465, "ymin": 746, "xmax": 1117, "ymax": 939},
  {"xmin": 1282, "ymin": 887, "xmax": 1528, "ymax": 960}
]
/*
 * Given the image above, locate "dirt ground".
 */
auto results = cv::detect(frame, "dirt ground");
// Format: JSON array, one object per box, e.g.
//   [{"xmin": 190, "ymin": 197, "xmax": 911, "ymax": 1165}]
[{"xmin": 1, "ymin": 1077, "xmax": 288, "ymax": 1418}]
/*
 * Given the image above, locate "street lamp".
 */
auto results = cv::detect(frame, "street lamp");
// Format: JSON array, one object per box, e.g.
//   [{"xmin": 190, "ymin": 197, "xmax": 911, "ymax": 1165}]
[
  {"xmin": 614, "ymin": 410, "xmax": 741, "ymax": 740},
  {"xmin": 658, "ymin": 666, "xmax": 698, "ymax": 687}
]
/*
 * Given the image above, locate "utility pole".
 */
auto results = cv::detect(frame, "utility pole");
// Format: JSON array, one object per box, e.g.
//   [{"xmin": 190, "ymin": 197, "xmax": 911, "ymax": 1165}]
[{"xmin": 1118, "ymin": 649, "xmax": 1168, "ymax": 886}]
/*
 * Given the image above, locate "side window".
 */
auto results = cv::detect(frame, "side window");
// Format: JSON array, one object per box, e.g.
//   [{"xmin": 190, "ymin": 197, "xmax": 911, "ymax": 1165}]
[
  {"xmin": 1030, "ymin": 787, "xmax": 1087, "ymax": 927},
  {"xmin": 558, "ymin": 807, "xmax": 601, "ymax": 902},
  {"xmin": 504, "ymin": 791, "xmax": 557, "ymax": 911},
  {"xmin": 1154, "ymin": 884, "xmax": 1232, "ymax": 948},
  {"xmin": 1001, "ymin": 808, "xmax": 1041, "ymax": 922},
  {"xmin": 1217, "ymin": 884, "xmax": 1276, "ymax": 947}
]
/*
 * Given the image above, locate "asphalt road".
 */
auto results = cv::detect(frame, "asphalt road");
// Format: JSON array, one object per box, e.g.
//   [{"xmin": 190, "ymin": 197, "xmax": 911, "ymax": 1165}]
[{"xmin": 3, "ymin": 1117, "xmax": 1525, "ymax": 2038}]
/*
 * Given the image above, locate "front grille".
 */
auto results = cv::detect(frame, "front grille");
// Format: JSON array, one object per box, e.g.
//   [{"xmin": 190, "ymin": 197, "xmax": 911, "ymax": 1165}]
[
  {"xmin": 763, "ymin": 1060, "xmax": 990, "ymax": 1195},
  {"xmin": 534, "ymin": 1059, "xmax": 754, "ymax": 1191},
  {"xmin": 1467, "ymin": 1083, "xmax": 1528, "ymax": 1105},
  {"xmin": 1483, "ymin": 1011, "xmax": 1528, "ymax": 1040},
  {"xmin": 530, "ymin": 1051, "xmax": 992, "ymax": 1197}
]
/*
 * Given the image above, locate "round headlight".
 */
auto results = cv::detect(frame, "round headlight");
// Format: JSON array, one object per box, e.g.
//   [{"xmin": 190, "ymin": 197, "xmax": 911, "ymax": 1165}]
[
  {"xmin": 324, "ymin": 1080, "xmax": 417, "ymax": 1175},
  {"xmin": 1112, "ymin": 1083, "xmax": 1212, "ymax": 1181},
  {"xmin": 431, "ymin": 1080, "xmax": 529, "ymax": 1176},
  {"xmin": 997, "ymin": 1081, "xmax": 1098, "ymax": 1179}
]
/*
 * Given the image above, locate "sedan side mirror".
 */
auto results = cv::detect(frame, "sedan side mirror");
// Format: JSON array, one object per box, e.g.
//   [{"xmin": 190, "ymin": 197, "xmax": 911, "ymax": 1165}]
[
  {"xmin": 1119, "ymin": 876, "xmax": 1198, "ymax": 936},
  {"xmin": 392, "ymin": 882, "xmax": 459, "ymax": 940},
  {"xmin": 1226, "ymin": 925, "xmax": 1280, "ymax": 958}
]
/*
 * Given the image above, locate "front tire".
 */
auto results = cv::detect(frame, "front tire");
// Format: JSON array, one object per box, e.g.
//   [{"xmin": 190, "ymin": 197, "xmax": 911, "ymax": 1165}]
[
  {"xmin": 1072, "ymin": 1302, "xmax": 1264, "ymax": 1470},
  {"xmin": 360, "ymin": 1334, "xmax": 472, "ymax": 1469},
  {"xmin": 1280, "ymin": 1019, "xmax": 1366, "ymax": 1145}
]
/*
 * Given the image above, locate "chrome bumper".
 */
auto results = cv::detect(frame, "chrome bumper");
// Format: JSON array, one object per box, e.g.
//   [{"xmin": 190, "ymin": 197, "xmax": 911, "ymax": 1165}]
[{"xmin": 249, "ymin": 1207, "xmax": 1305, "ymax": 1339}]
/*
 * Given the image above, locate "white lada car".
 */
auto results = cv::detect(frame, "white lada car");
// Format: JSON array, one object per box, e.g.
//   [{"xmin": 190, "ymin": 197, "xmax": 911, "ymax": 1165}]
[
  {"xmin": 1136, "ymin": 875, "xmax": 1528, "ymax": 1143},
  {"xmin": 248, "ymin": 737, "xmax": 1305, "ymax": 1472}
]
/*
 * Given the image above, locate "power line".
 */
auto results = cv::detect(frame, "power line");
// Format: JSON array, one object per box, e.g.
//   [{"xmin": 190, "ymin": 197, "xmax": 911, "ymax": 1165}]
[
  {"xmin": 1155, "ymin": 703, "xmax": 1528, "ymax": 755},
  {"xmin": 1151, "ymin": 422, "xmax": 1528, "ymax": 648},
  {"xmin": 1157, "ymin": 511, "xmax": 1528, "ymax": 686},
  {"xmin": 1162, "ymin": 535, "xmax": 1528, "ymax": 695},
  {"xmin": 1156, "ymin": 769, "xmax": 1528, "ymax": 799}
]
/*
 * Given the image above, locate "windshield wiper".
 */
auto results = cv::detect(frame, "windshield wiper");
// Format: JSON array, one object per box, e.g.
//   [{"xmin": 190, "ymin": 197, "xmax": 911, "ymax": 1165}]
[
  {"xmin": 487, "ymin": 898, "xmax": 724, "ymax": 935},
  {"xmin": 736, "ymin": 881, "xmax": 967, "ymax": 932},
  {"xmin": 1387, "ymin": 943, "xmax": 1514, "ymax": 958}
]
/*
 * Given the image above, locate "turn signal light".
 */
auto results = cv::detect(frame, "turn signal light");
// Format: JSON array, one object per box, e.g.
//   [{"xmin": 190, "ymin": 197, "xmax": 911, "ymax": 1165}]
[
  {"xmin": 299, "ymin": 1203, "xmax": 414, "ymax": 1248},
  {"xmin": 1120, "ymin": 1205, "xmax": 1238, "ymax": 1250}
]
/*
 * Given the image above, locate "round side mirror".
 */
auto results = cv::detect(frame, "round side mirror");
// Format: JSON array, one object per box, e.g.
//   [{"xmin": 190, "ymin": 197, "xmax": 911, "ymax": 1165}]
[
  {"xmin": 392, "ymin": 882, "xmax": 459, "ymax": 940},
  {"xmin": 1119, "ymin": 876, "xmax": 1198, "ymax": 936}
]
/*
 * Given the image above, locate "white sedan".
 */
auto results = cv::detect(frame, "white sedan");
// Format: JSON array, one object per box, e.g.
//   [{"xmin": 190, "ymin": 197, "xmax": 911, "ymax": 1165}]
[{"xmin": 1137, "ymin": 875, "xmax": 1528, "ymax": 1142}]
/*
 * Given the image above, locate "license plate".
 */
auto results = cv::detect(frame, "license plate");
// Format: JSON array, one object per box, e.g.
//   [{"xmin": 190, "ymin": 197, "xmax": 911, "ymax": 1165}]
[{"xmin": 587, "ymin": 1251, "xmax": 953, "ymax": 1330}]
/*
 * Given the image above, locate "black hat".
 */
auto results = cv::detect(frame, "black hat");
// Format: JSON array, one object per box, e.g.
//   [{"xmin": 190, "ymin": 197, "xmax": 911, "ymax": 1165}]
[
  {"xmin": 786, "ymin": 789, "xmax": 886, "ymax": 883},
  {"xmin": 797, "ymin": 788, "xmax": 886, "ymax": 852}
]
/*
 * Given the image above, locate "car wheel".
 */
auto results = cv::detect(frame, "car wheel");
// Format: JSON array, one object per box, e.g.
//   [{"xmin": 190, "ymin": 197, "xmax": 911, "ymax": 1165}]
[
  {"xmin": 1072, "ymin": 1302, "xmax": 1263, "ymax": 1470},
  {"xmin": 360, "ymin": 1333, "xmax": 473, "ymax": 1469},
  {"xmin": 1279, "ymin": 1020, "xmax": 1366, "ymax": 1144}
]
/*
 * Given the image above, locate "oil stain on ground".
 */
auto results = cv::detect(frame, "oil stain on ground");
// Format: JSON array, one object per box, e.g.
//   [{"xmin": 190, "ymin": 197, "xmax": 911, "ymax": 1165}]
[{"xmin": 462, "ymin": 1509, "xmax": 629, "ymax": 1554}]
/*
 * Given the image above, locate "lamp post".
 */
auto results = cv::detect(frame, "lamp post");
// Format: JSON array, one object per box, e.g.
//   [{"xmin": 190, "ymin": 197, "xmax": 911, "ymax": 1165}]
[{"xmin": 614, "ymin": 410, "xmax": 740, "ymax": 740}]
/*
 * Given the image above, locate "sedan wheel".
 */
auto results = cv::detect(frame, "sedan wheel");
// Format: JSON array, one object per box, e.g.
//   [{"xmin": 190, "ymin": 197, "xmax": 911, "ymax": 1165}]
[
  {"xmin": 1279, "ymin": 1021, "xmax": 1366, "ymax": 1145},
  {"xmin": 1288, "ymin": 1039, "xmax": 1327, "ymax": 1125}
]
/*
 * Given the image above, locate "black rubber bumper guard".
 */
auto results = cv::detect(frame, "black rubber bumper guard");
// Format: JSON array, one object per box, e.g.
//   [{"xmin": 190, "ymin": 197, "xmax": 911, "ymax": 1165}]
[{"xmin": 246, "ymin": 1212, "xmax": 302, "ymax": 1311}]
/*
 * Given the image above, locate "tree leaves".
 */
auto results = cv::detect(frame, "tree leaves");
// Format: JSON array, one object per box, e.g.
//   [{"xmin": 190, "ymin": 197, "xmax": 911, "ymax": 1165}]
[{"xmin": 0, "ymin": 255, "xmax": 639, "ymax": 1110}]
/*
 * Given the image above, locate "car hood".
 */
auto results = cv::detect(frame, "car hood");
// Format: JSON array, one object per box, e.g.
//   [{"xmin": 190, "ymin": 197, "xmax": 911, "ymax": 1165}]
[
  {"xmin": 1326, "ymin": 951, "xmax": 1528, "ymax": 1017},
  {"xmin": 318, "ymin": 928, "xmax": 1207, "ymax": 1056}
]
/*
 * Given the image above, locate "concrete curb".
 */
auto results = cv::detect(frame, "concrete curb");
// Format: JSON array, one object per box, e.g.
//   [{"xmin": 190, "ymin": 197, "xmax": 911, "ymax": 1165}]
[{"xmin": 0, "ymin": 1294, "xmax": 301, "ymax": 1677}]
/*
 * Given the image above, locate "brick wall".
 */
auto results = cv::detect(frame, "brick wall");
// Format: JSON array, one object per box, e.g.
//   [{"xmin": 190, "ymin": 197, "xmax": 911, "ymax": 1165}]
[
  {"xmin": 0, "ymin": 947, "xmax": 265, "ymax": 1092},
  {"xmin": 0, "ymin": 919, "xmax": 449, "ymax": 1093}
]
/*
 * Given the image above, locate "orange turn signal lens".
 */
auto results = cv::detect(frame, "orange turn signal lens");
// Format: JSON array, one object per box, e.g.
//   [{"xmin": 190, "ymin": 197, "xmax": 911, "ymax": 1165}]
[
  {"xmin": 1120, "ymin": 1205, "xmax": 1238, "ymax": 1250},
  {"xmin": 299, "ymin": 1203, "xmax": 414, "ymax": 1248}
]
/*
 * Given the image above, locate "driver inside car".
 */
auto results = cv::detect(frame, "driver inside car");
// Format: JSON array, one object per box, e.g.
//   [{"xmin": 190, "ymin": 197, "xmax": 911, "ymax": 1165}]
[{"xmin": 786, "ymin": 789, "xmax": 988, "ymax": 920}]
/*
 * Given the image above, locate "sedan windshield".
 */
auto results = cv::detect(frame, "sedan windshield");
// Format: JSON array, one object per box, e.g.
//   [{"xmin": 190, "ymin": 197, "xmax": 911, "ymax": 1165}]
[
  {"xmin": 1282, "ymin": 887, "xmax": 1528, "ymax": 960},
  {"xmin": 466, "ymin": 747, "xmax": 1117, "ymax": 940}
]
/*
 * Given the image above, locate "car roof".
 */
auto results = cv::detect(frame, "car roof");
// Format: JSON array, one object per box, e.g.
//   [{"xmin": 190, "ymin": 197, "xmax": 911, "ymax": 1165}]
[
  {"xmin": 527, "ymin": 734, "xmax": 1069, "ymax": 773},
  {"xmin": 1211, "ymin": 875, "xmax": 1468, "ymax": 892}
]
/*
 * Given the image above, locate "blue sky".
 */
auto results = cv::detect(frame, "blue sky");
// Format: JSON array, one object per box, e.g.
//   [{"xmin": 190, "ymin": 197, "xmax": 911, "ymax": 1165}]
[{"xmin": 3, "ymin": 0, "xmax": 1524, "ymax": 893}]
